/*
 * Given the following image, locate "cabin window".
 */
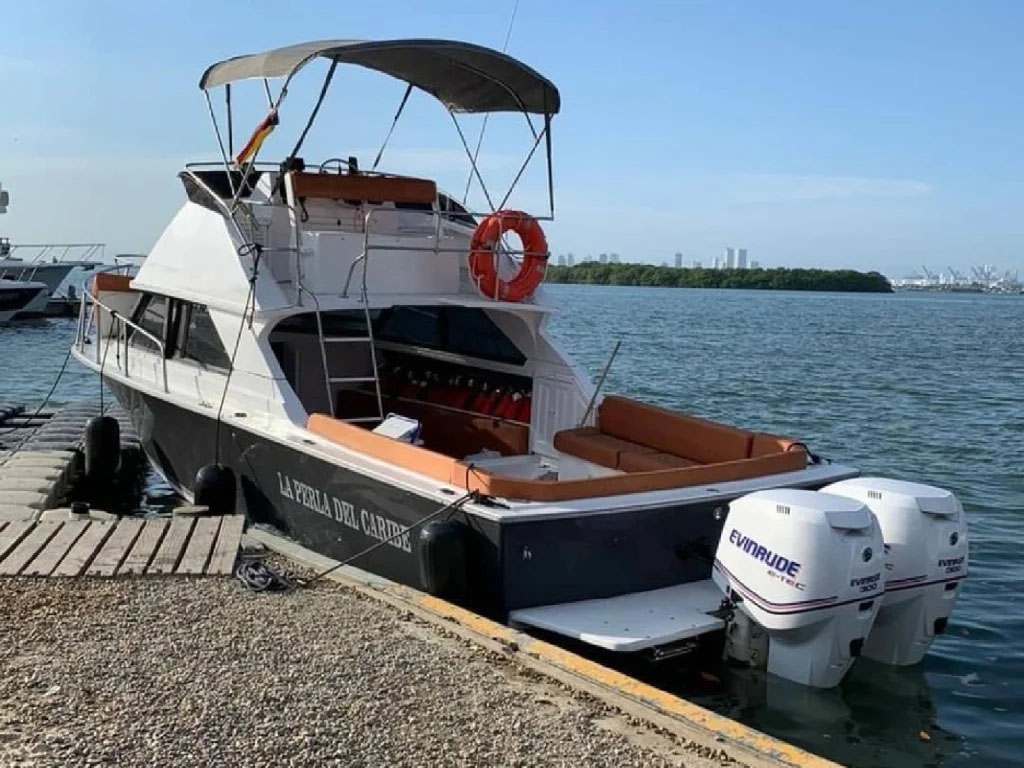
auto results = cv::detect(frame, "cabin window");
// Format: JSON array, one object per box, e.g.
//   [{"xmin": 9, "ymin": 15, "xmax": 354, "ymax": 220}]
[
  {"xmin": 176, "ymin": 303, "xmax": 231, "ymax": 370},
  {"xmin": 375, "ymin": 306, "xmax": 525, "ymax": 365},
  {"xmin": 437, "ymin": 193, "xmax": 476, "ymax": 227},
  {"xmin": 130, "ymin": 294, "xmax": 168, "ymax": 353}
]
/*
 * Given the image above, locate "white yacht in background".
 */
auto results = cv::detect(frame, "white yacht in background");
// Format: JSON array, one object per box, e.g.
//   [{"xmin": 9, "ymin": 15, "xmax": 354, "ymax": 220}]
[
  {"xmin": 0, "ymin": 240, "xmax": 104, "ymax": 296},
  {"xmin": 72, "ymin": 38, "xmax": 968, "ymax": 688},
  {"xmin": 0, "ymin": 184, "xmax": 104, "ymax": 299},
  {"xmin": 0, "ymin": 277, "xmax": 48, "ymax": 322},
  {"xmin": 0, "ymin": 183, "xmax": 100, "ymax": 320}
]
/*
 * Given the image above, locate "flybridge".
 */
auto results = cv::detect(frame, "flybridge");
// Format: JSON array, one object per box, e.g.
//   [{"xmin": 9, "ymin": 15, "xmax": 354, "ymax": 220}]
[{"xmin": 192, "ymin": 38, "xmax": 558, "ymax": 220}]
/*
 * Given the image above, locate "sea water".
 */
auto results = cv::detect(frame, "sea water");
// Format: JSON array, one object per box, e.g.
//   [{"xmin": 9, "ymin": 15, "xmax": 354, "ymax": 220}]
[
  {"xmin": 2, "ymin": 287, "xmax": 1020, "ymax": 766},
  {"xmin": 548, "ymin": 285, "xmax": 1022, "ymax": 768}
]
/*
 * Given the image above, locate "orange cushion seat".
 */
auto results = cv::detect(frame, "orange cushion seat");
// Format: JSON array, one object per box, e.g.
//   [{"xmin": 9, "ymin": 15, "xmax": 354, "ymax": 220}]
[
  {"xmin": 597, "ymin": 396, "xmax": 754, "ymax": 464},
  {"xmin": 552, "ymin": 427, "xmax": 656, "ymax": 469},
  {"xmin": 618, "ymin": 451, "xmax": 698, "ymax": 472},
  {"xmin": 307, "ymin": 393, "xmax": 809, "ymax": 503},
  {"xmin": 751, "ymin": 432, "xmax": 805, "ymax": 457}
]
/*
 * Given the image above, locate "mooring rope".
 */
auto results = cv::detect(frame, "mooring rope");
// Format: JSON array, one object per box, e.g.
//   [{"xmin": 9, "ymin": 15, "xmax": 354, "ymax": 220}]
[
  {"xmin": 235, "ymin": 558, "xmax": 292, "ymax": 592},
  {"xmin": 299, "ymin": 490, "xmax": 478, "ymax": 589}
]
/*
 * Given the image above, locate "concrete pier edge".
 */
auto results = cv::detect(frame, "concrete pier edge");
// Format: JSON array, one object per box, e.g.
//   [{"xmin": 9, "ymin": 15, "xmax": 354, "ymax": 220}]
[{"xmin": 249, "ymin": 528, "xmax": 839, "ymax": 768}]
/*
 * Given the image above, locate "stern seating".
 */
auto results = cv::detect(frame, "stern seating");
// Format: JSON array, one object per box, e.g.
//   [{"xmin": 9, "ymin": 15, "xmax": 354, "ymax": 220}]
[
  {"xmin": 306, "ymin": 395, "xmax": 807, "ymax": 503},
  {"xmin": 554, "ymin": 396, "xmax": 804, "ymax": 475}
]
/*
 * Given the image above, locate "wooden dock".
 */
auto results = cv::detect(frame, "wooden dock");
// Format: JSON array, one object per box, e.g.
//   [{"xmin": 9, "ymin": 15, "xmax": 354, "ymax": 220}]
[{"xmin": 0, "ymin": 514, "xmax": 245, "ymax": 578}]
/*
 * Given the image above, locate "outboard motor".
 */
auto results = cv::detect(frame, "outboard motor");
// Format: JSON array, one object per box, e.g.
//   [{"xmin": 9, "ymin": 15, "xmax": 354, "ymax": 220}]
[
  {"xmin": 822, "ymin": 478, "xmax": 968, "ymax": 665},
  {"xmin": 712, "ymin": 489, "xmax": 884, "ymax": 688}
]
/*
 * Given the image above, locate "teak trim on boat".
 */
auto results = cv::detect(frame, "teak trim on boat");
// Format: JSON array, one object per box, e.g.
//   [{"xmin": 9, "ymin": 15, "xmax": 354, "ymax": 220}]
[
  {"xmin": 92, "ymin": 273, "xmax": 136, "ymax": 293},
  {"xmin": 290, "ymin": 172, "xmax": 438, "ymax": 206},
  {"xmin": 306, "ymin": 396, "xmax": 807, "ymax": 502}
]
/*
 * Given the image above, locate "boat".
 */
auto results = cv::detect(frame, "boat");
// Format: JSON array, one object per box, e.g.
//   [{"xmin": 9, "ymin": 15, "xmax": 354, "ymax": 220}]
[
  {"xmin": 0, "ymin": 185, "xmax": 102, "ymax": 318},
  {"xmin": 71, "ymin": 38, "xmax": 968, "ymax": 688},
  {"xmin": 0, "ymin": 240, "xmax": 104, "ymax": 297},
  {"xmin": 0, "ymin": 277, "xmax": 49, "ymax": 322}
]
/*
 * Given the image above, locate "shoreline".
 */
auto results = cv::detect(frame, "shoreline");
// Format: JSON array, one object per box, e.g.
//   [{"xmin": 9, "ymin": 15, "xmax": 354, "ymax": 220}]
[{"xmin": 544, "ymin": 264, "xmax": 893, "ymax": 293}]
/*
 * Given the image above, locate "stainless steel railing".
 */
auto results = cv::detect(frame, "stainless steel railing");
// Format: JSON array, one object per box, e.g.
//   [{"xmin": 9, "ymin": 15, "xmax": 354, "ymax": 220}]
[{"xmin": 77, "ymin": 288, "xmax": 168, "ymax": 393}]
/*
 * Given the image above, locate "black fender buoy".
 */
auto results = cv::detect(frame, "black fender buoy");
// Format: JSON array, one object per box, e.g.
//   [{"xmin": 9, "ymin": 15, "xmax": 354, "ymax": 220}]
[
  {"xmin": 194, "ymin": 464, "xmax": 237, "ymax": 516},
  {"xmin": 418, "ymin": 520, "xmax": 468, "ymax": 602},
  {"xmin": 84, "ymin": 415, "xmax": 121, "ymax": 485}
]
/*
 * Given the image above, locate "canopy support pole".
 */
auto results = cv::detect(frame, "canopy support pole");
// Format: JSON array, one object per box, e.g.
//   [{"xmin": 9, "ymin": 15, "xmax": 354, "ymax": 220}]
[
  {"xmin": 544, "ymin": 112, "xmax": 555, "ymax": 218},
  {"xmin": 204, "ymin": 90, "xmax": 236, "ymax": 198},
  {"xmin": 286, "ymin": 61, "xmax": 338, "ymax": 167},
  {"xmin": 372, "ymin": 83, "xmax": 413, "ymax": 171},
  {"xmin": 496, "ymin": 123, "xmax": 547, "ymax": 211},
  {"xmin": 461, "ymin": 114, "xmax": 489, "ymax": 205},
  {"xmin": 450, "ymin": 112, "xmax": 496, "ymax": 212},
  {"xmin": 226, "ymin": 84, "xmax": 233, "ymax": 156}
]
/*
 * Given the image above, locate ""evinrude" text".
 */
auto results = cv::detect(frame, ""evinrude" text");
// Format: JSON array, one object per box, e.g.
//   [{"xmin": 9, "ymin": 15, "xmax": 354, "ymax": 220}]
[{"xmin": 728, "ymin": 529, "xmax": 802, "ymax": 577}]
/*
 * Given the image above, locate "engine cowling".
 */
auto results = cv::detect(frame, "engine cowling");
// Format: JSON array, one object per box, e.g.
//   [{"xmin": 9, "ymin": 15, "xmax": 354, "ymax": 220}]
[
  {"xmin": 712, "ymin": 489, "xmax": 884, "ymax": 688},
  {"xmin": 822, "ymin": 477, "xmax": 968, "ymax": 665}
]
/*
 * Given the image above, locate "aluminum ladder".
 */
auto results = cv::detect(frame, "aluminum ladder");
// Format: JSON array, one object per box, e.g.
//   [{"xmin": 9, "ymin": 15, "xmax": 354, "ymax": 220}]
[{"xmin": 314, "ymin": 265, "xmax": 384, "ymax": 424}]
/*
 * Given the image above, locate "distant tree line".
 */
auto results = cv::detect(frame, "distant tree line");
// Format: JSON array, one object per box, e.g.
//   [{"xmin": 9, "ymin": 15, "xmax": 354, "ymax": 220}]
[{"xmin": 544, "ymin": 263, "xmax": 893, "ymax": 293}]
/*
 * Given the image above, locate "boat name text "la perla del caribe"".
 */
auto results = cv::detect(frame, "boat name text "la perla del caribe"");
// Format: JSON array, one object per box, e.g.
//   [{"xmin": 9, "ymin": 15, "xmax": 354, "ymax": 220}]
[{"xmin": 276, "ymin": 472, "xmax": 412, "ymax": 553}]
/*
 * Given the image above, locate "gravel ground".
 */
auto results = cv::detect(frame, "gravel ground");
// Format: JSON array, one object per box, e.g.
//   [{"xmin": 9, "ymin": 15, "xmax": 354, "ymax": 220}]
[{"xmin": 0, "ymin": 566, "xmax": 737, "ymax": 768}]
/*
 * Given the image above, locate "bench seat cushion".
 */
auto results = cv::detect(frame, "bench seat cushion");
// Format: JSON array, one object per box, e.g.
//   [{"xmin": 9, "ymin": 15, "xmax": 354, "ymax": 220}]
[
  {"xmin": 618, "ymin": 451, "xmax": 698, "ymax": 472},
  {"xmin": 598, "ymin": 396, "xmax": 753, "ymax": 464},
  {"xmin": 553, "ymin": 427, "xmax": 656, "ymax": 469}
]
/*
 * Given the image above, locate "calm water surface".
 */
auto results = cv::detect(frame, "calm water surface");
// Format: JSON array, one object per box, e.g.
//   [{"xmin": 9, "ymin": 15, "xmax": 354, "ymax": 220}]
[
  {"xmin": 2, "ymin": 287, "xmax": 1021, "ymax": 766},
  {"xmin": 547, "ymin": 285, "xmax": 1022, "ymax": 768}
]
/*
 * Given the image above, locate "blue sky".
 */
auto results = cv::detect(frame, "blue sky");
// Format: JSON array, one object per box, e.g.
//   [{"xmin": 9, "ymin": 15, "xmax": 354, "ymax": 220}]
[{"xmin": 2, "ymin": 1, "xmax": 1022, "ymax": 276}]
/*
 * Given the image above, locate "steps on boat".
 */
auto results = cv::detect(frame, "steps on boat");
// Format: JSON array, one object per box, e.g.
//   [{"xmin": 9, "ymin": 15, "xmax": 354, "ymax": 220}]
[{"xmin": 508, "ymin": 580, "xmax": 726, "ymax": 652}]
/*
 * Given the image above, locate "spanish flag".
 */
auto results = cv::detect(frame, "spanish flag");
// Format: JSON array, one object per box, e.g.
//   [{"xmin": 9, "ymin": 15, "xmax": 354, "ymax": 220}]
[{"xmin": 235, "ymin": 108, "xmax": 279, "ymax": 166}]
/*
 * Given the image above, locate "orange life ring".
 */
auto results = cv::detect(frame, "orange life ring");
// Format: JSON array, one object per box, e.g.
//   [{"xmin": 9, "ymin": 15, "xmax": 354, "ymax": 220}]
[{"xmin": 468, "ymin": 210, "xmax": 548, "ymax": 302}]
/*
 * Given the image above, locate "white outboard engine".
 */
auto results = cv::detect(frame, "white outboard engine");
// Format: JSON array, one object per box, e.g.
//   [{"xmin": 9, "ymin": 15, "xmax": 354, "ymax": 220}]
[
  {"xmin": 712, "ymin": 489, "xmax": 884, "ymax": 688},
  {"xmin": 822, "ymin": 478, "xmax": 968, "ymax": 665}
]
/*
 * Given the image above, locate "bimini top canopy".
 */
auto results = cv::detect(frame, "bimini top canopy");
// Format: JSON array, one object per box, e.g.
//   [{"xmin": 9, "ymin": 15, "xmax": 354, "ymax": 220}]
[{"xmin": 199, "ymin": 38, "xmax": 560, "ymax": 115}]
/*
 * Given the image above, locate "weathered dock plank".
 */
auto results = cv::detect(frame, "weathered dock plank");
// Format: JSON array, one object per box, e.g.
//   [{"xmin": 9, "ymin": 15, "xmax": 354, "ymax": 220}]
[
  {"xmin": 54, "ymin": 520, "xmax": 115, "ymax": 577},
  {"xmin": 0, "ymin": 521, "xmax": 60, "ymax": 575},
  {"xmin": 22, "ymin": 520, "xmax": 89, "ymax": 577},
  {"xmin": 177, "ymin": 517, "xmax": 220, "ymax": 575},
  {"xmin": 0, "ymin": 520, "xmax": 34, "ymax": 560},
  {"xmin": 146, "ymin": 517, "xmax": 194, "ymax": 575},
  {"xmin": 88, "ymin": 518, "xmax": 145, "ymax": 576},
  {"xmin": 207, "ymin": 516, "xmax": 245, "ymax": 575},
  {"xmin": 118, "ymin": 519, "xmax": 169, "ymax": 576}
]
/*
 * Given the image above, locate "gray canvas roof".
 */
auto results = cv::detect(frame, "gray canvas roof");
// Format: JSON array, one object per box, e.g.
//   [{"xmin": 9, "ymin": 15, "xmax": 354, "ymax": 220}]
[{"xmin": 200, "ymin": 38, "xmax": 560, "ymax": 115}]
